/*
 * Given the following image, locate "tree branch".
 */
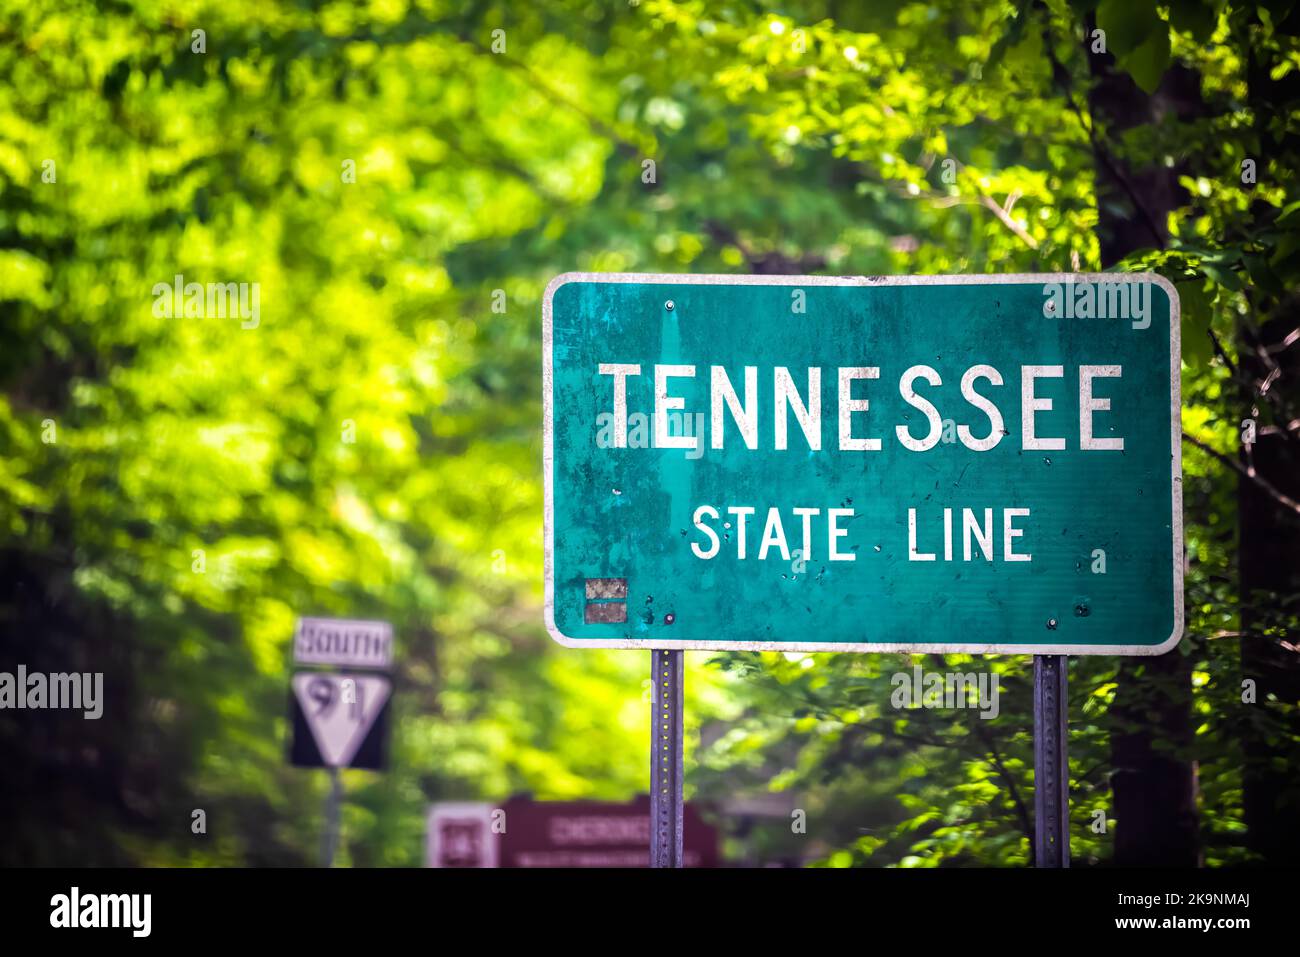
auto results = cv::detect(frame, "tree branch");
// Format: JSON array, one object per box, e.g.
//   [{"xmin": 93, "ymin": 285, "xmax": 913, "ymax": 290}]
[
  {"xmin": 970, "ymin": 716, "xmax": 1037, "ymax": 861},
  {"xmin": 1182, "ymin": 431, "xmax": 1300, "ymax": 515}
]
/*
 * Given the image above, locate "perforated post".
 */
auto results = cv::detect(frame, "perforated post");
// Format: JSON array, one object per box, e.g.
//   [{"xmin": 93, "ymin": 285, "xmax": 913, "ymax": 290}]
[
  {"xmin": 1034, "ymin": 653, "xmax": 1070, "ymax": 867},
  {"xmin": 650, "ymin": 649, "xmax": 684, "ymax": 868}
]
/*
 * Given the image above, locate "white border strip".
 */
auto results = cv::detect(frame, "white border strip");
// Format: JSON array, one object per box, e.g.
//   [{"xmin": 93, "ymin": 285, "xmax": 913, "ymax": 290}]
[{"xmin": 542, "ymin": 272, "xmax": 1184, "ymax": 656}]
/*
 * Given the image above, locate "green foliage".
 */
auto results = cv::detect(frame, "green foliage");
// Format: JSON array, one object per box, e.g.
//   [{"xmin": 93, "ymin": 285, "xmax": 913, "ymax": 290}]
[{"xmin": 1, "ymin": 0, "xmax": 1297, "ymax": 867}]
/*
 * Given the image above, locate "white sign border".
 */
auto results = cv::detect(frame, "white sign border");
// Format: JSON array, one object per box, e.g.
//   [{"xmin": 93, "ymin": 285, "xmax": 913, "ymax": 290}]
[{"xmin": 542, "ymin": 271, "xmax": 1184, "ymax": 656}]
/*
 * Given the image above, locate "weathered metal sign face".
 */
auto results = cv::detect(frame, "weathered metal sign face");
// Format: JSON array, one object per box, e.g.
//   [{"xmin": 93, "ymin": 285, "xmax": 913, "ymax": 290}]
[{"xmin": 543, "ymin": 273, "xmax": 1182, "ymax": 655}]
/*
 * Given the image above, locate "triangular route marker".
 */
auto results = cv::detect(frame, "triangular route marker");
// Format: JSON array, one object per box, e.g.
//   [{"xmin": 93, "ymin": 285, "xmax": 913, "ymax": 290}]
[{"xmin": 292, "ymin": 673, "xmax": 392, "ymax": 767}]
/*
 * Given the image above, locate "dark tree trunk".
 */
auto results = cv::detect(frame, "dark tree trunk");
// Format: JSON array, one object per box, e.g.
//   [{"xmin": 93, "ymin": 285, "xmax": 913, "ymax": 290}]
[
  {"xmin": 1237, "ymin": 13, "xmax": 1300, "ymax": 863},
  {"xmin": 1238, "ymin": 314, "xmax": 1300, "ymax": 864},
  {"xmin": 1085, "ymin": 23, "xmax": 1201, "ymax": 867}
]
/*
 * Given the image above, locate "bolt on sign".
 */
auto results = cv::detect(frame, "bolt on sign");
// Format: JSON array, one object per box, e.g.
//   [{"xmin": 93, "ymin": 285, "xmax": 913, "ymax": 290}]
[{"xmin": 543, "ymin": 273, "xmax": 1183, "ymax": 654}]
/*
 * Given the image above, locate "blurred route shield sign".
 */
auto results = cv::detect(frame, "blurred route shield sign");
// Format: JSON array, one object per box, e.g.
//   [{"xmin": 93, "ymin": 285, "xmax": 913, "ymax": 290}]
[
  {"xmin": 289, "ymin": 672, "xmax": 391, "ymax": 769},
  {"xmin": 543, "ymin": 273, "xmax": 1183, "ymax": 654}
]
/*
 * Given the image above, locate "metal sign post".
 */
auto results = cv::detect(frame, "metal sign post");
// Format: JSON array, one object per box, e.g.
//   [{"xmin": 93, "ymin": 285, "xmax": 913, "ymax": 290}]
[
  {"xmin": 650, "ymin": 649, "xmax": 684, "ymax": 868},
  {"xmin": 321, "ymin": 766, "xmax": 343, "ymax": 867},
  {"xmin": 1033, "ymin": 654, "xmax": 1070, "ymax": 867}
]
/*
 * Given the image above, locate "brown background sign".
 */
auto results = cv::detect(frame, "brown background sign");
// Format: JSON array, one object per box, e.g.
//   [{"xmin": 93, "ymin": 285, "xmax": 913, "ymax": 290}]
[{"xmin": 427, "ymin": 795, "xmax": 720, "ymax": 867}]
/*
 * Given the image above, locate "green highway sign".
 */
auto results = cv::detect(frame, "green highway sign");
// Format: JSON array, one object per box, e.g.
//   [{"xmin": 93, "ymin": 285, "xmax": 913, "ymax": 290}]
[{"xmin": 543, "ymin": 273, "xmax": 1182, "ymax": 655}]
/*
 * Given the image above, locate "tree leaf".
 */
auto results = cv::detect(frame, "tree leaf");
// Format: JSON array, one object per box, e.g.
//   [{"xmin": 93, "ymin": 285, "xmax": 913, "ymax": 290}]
[
  {"xmin": 1167, "ymin": 0, "xmax": 1218, "ymax": 43},
  {"xmin": 1096, "ymin": 0, "xmax": 1162, "ymax": 56},
  {"xmin": 1124, "ymin": 27, "xmax": 1172, "ymax": 93},
  {"xmin": 1177, "ymin": 280, "xmax": 1213, "ymax": 368}
]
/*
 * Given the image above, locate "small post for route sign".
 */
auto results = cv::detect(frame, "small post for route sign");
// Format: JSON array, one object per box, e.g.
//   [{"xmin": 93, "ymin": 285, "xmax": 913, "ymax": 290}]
[
  {"xmin": 1033, "ymin": 654, "xmax": 1070, "ymax": 867},
  {"xmin": 322, "ymin": 766, "xmax": 343, "ymax": 867},
  {"xmin": 650, "ymin": 649, "xmax": 684, "ymax": 868}
]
